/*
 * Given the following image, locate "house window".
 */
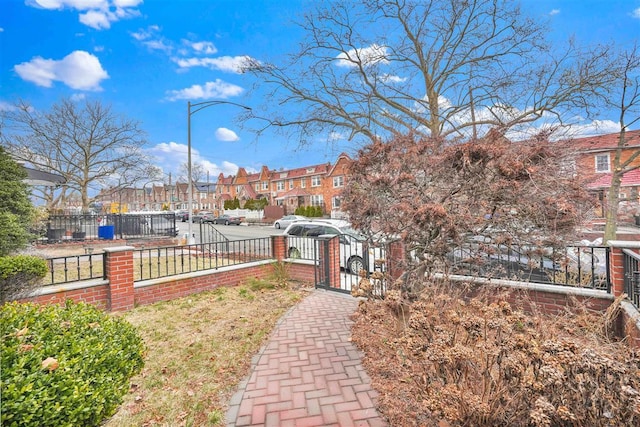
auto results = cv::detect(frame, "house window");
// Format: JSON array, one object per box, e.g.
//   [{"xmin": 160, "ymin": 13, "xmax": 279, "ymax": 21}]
[
  {"xmin": 276, "ymin": 181, "xmax": 285, "ymax": 191},
  {"xmin": 333, "ymin": 176, "xmax": 344, "ymax": 188},
  {"xmin": 311, "ymin": 176, "xmax": 321, "ymax": 187},
  {"xmin": 311, "ymin": 195, "xmax": 323, "ymax": 206},
  {"xmin": 289, "ymin": 179, "xmax": 294, "ymax": 189},
  {"xmin": 300, "ymin": 178, "xmax": 306, "ymax": 188},
  {"xmin": 332, "ymin": 196, "xmax": 341, "ymax": 209},
  {"xmin": 595, "ymin": 154, "xmax": 610, "ymax": 173},
  {"xmin": 262, "ymin": 181, "xmax": 268, "ymax": 190},
  {"xmin": 255, "ymin": 183, "xmax": 260, "ymax": 191}
]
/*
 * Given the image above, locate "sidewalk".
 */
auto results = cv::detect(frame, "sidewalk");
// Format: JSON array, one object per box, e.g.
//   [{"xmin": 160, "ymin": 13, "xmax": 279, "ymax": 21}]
[{"xmin": 226, "ymin": 290, "xmax": 388, "ymax": 427}]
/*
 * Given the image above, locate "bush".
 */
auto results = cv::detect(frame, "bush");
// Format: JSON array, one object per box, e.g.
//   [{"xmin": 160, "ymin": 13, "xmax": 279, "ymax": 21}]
[
  {"xmin": 1, "ymin": 301, "xmax": 145, "ymax": 427},
  {"xmin": 0, "ymin": 255, "xmax": 48, "ymax": 304},
  {"xmin": 352, "ymin": 282, "xmax": 640, "ymax": 426}
]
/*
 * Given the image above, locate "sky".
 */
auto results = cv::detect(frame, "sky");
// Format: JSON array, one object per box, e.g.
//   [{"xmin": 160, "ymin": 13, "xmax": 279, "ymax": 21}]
[{"xmin": 1, "ymin": 0, "xmax": 640, "ymax": 184}]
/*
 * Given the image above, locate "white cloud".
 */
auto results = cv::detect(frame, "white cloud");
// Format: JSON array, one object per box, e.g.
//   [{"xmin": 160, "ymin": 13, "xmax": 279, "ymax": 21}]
[
  {"xmin": 131, "ymin": 26, "xmax": 173, "ymax": 53},
  {"xmin": 189, "ymin": 41, "xmax": 217, "ymax": 55},
  {"xmin": 29, "ymin": 0, "xmax": 141, "ymax": 30},
  {"xmin": 70, "ymin": 93, "xmax": 86, "ymax": 102},
  {"xmin": 148, "ymin": 141, "xmax": 242, "ymax": 179},
  {"xmin": 172, "ymin": 55, "xmax": 252, "ymax": 73},
  {"xmin": 14, "ymin": 50, "xmax": 109, "ymax": 90},
  {"xmin": 215, "ymin": 128, "xmax": 240, "ymax": 142},
  {"xmin": 632, "ymin": 8, "xmax": 640, "ymax": 19},
  {"xmin": 166, "ymin": 79, "xmax": 244, "ymax": 101},
  {"xmin": 549, "ymin": 9, "xmax": 560, "ymax": 16},
  {"xmin": 0, "ymin": 101, "xmax": 17, "ymax": 112},
  {"xmin": 336, "ymin": 44, "xmax": 389, "ymax": 68},
  {"xmin": 379, "ymin": 74, "xmax": 407, "ymax": 84}
]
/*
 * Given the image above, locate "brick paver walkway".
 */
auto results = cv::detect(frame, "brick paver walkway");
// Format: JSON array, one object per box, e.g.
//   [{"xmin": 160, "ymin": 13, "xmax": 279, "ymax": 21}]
[{"xmin": 226, "ymin": 290, "xmax": 387, "ymax": 427}]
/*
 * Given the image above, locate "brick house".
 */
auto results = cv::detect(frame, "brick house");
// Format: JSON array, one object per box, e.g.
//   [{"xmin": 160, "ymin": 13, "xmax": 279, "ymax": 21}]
[{"xmin": 573, "ymin": 130, "xmax": 640, "ymax": 223}]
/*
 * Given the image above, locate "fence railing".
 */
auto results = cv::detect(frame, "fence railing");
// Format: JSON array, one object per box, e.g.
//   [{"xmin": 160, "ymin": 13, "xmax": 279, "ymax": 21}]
[
  {"xmin": 41, "ymin": 253, "xmax": 106, "ymax": 286},
  {"xmin": 40, "ymin": 213, "xmax": 177, "ymax": 243},
  {"xmin": 623, "ymin": 249, "xmax": 640, "ymax": 309},
  {"xmin": 449, "ymin": 244, "xmax": 611, "ymax": 291},
  {"xmin": 134, "ymin": 238, "xmax": 272, "ymax": 281}
]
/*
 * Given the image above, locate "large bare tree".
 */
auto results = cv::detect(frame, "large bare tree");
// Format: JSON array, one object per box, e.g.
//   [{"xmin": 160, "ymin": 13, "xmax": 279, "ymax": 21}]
[
  {"xmin": 1, "ymin": 98, "xmax": 150, "ymax": 212},
  {"xmin": 245, "ymin": 0, "xmax": 615, "ymax": 145},
  {"xmin": 601, "ymin": 44, "xmax": 640, "ymax": 242}
]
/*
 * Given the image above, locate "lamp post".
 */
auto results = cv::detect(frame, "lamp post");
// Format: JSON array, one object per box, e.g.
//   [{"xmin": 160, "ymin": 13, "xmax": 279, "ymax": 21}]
[{"xmin": 187, "ymin": 100, "xmax": 252, "ymax": 244}]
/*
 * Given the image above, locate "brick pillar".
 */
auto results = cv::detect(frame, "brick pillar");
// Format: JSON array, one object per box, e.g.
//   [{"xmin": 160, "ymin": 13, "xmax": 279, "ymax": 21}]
[
  {"xmin": 386, "ymin": 240, "xmax": 406, "ymax": 281},
  {"xmin": 103, "ymin": 246, "xmax": 135, "ymax": 312},
  {"xmin": 271, "ymin": 235, "xmax": 286, "ymax": 261},
  {"xmin": 608, "ymin": 245, "xmax": 626, "ymax": 297},
  {"xmin": 326, "ymin": 236, "xmax": 341, "ymax": 289}
]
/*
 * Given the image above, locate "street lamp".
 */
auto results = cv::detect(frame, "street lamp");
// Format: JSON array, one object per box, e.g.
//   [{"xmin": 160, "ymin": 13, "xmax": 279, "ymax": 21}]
[{"xmin": 187, "ymin": 100, "xmax": 252, "ymax": 244}]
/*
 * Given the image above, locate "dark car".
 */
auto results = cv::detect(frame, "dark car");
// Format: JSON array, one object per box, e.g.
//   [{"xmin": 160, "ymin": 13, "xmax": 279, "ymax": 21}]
[
  {"xmin": 192, "ymin": 211, "xmax": 215, "ymax": 223},
  {"xmin": 175, "ymin": 210, "xmax": 189, "ymax": 222},
  {"xmin": 213, "ymin": 214, "xmax": 242, "ymax": 225}
]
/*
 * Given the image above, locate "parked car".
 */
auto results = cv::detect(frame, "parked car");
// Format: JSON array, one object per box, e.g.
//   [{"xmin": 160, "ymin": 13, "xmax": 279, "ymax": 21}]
[
  {"xmin": 213, "ymin": 214, "xmax": 242, "ymax": 225},
  {"xmin": 175, "ymin": 210, "xmax": 189, "ymax": 222},
  {"xmin": 192, "ymin": 211, "xmax": 215, "ymax": 223},
  {"xmin": 283, "ymin": 219, "xmax": 384, "ymax": 274},
  {"xmin": 274, "ymin": 215, "xmax": 306, "ymax": 229}
]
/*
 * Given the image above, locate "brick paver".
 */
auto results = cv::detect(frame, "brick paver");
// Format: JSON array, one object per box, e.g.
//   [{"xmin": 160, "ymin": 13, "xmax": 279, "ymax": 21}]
[{"xmin": 227, "ymin": 290, "xmax": 387, "ymax": 427}]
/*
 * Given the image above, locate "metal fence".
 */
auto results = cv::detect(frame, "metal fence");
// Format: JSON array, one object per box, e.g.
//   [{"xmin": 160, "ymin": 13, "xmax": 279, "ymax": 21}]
[
  {"xmin": 450, "ymin": 244, "xmax": 611, "ymax": 291},
  {"xmin": 623, "ymin": 249, "xmax": 640, "ymax": 309},
  {"xmin": 134, "ymin": 238, "xmax": 272, "ymax": 281},
  {"xmin": 42, "ymin": 213, "xmax": 177, "ymax": 243},
  {"xmin": 42, "ymin": 253, "xmax": 106, "ymax": 285}
]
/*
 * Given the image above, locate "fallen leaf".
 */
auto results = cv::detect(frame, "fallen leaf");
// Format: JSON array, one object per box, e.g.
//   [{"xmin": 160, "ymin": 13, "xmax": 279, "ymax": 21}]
[{"xmin": 42, "ymin": 357, "xmax": 59, "ymax": 371}]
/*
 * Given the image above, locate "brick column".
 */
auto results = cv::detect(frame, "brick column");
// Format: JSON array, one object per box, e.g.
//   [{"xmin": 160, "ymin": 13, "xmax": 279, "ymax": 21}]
[
  {"xmin": 318, "ymin": 236, "xmax": 341, "ymax": 288},
  {"xmin": 103, "ymin": 246, "xmax": 135, "ymax": 312},
  {"xmin": 271, "ymin": 235, "xmax": 286, "ymax": 261},
  {"xmin": 608, "ymin": 245, "xmax": 626, "ymax": 297},
  {"xmin": 386, "ymin": 240, "xmax": 406, "ymax": 281}
]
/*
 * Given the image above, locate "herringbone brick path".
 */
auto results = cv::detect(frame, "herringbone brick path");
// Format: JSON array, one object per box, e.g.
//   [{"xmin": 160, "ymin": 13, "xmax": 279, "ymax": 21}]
[{"xmin": 226, "ymin": 290, "xmax": 387, "ymax": 427}]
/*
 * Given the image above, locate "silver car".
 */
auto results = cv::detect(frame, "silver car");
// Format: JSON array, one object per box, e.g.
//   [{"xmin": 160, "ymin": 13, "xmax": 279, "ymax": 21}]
[{"xmin": 274, "ymin": 215, "xmax": 306, "ymax": 229}]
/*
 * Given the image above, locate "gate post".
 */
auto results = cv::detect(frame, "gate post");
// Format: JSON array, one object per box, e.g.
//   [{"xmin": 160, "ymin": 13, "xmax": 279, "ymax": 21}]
[{"xmin": 317, "ymin": 235, "xmax": 340, "ymax": 290}]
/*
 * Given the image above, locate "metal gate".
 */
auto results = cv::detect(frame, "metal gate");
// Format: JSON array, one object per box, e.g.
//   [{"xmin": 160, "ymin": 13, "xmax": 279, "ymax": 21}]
[{"xmin": 313, "ymin": 236, "xmax": 386, "ymax": 295}]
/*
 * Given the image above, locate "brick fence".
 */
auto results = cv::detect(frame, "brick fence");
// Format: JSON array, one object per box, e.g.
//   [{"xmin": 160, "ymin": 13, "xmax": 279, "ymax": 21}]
[{"xmin": 24, "ymin": 236, "xmax": 640, "ymax": 347}]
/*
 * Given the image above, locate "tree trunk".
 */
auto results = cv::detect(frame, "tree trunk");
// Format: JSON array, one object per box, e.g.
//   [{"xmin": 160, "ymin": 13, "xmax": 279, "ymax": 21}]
[{"xmin": 603, "ymin": 173, "xmax": 622, "ymax": 243}]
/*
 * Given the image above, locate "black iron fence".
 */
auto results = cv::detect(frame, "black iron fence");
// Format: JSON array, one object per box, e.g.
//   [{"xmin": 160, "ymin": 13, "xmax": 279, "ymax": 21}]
[
  {"xmin": 134, "ymin": 238, "xmax": 272, "ymax": 281},
  {"xmin": 623, "ymin": 249, "xmax": 640, "ymax": 310},
  {"xmin": 41, "ymin": 253, "xmax": 106, "ymax": 286},
  {"xmin": 41, "ymin": 213, "xmax": 177, "ymax": 243},
  {"xmin": 450, "ymin": 244, "xmax": 611, "ymax": 291}
]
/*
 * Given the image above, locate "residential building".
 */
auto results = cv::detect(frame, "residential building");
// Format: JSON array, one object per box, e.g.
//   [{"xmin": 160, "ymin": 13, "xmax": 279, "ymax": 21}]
[{"xmin": 572, "ymin": 129, "xmax": 640, "ymax": 223}]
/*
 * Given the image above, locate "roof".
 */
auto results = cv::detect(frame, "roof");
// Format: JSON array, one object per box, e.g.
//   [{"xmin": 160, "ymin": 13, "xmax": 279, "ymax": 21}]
[
  {"xmin": 23, "ymin": 166, "xmax": 66, "ymax": 186},
  {"xmin": 587, "ymin": 168, "xmax": 640, "ymax": 189},
  {"xmin": 275, "ymin": 187, "xmax": 311, "ymax": 200},
  {"xmin": 572, "ymin": 129, "xmax": 640, "ymax": 153}
]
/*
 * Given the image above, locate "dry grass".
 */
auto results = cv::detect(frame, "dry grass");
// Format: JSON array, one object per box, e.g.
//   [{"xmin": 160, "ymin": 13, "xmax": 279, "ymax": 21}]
[{"xmin": 104, "ymin": 282, "xmax": 309, "ymax": 427}]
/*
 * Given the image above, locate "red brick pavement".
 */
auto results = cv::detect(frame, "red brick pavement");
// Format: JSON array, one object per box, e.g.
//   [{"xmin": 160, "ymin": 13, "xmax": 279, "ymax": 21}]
[{"xmin": 226, "ymin": 290, "xmax": 388, "ymax": 427}]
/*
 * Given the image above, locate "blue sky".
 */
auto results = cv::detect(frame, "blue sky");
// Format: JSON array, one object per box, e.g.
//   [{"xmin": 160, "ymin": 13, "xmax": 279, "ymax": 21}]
[{"xmin": 2, "ymin": 0, "xmax": 640, "ymax": 183}]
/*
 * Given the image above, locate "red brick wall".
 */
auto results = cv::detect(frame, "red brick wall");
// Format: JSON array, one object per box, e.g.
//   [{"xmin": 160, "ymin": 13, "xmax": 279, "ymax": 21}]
[{"xmin": 27, "ymin": 284, "xmax": 109, "ymax": 311}]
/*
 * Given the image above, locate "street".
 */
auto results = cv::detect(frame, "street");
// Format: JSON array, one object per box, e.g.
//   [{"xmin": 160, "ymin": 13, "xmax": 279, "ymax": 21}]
[{"xmin": 175, "ymin": 221, "xmax": 283, "ymax": 242}]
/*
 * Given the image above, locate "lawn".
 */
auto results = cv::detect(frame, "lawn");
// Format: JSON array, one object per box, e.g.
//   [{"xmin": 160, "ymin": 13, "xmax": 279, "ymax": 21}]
[{"xmin": 104, "ymin": 280, "xmax": 309, "ymax": 427}]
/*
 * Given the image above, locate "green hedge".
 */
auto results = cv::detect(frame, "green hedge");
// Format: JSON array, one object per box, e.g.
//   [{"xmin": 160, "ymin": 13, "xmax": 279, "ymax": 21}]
[
  {"xmin": 0, "ymin": 255, "xmax": 48, "ymax": 304},
  {"xmin": 1, "ymin": 301, "xmax": 145, "ymax": 427}
]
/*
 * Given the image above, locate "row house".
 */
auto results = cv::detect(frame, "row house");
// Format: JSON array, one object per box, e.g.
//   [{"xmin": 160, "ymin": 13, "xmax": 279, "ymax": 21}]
[
  {"xmin": 216, "ymin": 153, "xmax": 352, "ymax": 216},
  {"xmin": 572, "ymin": 129, "xmax": 640, "ymax": 223}
]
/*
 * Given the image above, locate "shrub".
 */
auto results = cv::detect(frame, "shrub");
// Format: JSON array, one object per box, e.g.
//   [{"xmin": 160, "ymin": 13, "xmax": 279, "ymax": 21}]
[
  {"xmin": 352, "ymin": 282, "xmax": 640, "ymax": 426},
  {"xmin": 1, "ymin": 301, "xmax": 145, "ymax": 427},
  {"xmin": 0, "ymin": 255, "xmax": 48, "ymax": 304}
]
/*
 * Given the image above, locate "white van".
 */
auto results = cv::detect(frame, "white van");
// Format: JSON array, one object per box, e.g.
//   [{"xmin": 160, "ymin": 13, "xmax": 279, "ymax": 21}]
[{"xmin": 283, "ymin": 220, "xmax": 384, "ymax": 274}]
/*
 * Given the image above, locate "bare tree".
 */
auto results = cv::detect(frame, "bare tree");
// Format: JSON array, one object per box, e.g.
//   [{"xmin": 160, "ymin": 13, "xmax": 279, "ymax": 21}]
[
  {"xmin": 1, "ymin": 98, "xmax": 150, "ymax": 212},
  {"xmin": 601, "ymin": 44, "xmax": 640, "ymax": 242},
  {"xmin": 178, "ymin": 161, "xmax": 206, "ymax": 184},
  {"xmin": 245, "ymin": 0, "xmax": 614, "ymax": 145}
]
